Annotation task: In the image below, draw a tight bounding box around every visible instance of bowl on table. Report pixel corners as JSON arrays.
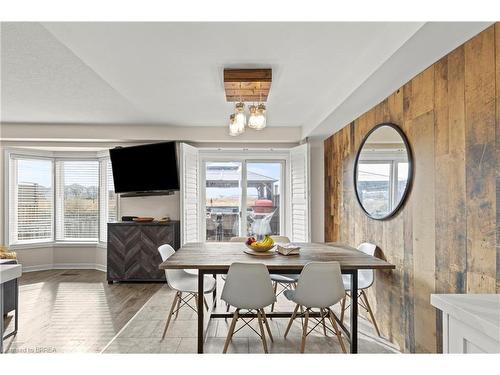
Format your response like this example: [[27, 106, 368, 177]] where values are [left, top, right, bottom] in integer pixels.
[[245, 243, 275, 253]]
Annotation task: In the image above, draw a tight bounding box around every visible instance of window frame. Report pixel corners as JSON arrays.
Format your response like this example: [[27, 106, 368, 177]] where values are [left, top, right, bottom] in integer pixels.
[[55, 157, 101, 243], [356, 157, 408, 214], [198, 149, 290, 241], [6, 152, 55, 246], [4, 148, 117, 248]]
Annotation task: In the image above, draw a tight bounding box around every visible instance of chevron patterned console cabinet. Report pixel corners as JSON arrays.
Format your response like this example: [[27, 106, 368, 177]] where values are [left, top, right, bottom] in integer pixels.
[[107, 221, 180, 283]]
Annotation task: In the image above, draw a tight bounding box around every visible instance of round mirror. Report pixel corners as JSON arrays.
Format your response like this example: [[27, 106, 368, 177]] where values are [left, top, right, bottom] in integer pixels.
[[354, 123, 412, 220]]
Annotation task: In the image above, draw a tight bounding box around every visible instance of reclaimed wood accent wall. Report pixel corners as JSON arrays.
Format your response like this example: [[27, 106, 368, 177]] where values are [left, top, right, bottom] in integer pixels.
[[324, 24, 500, 353]]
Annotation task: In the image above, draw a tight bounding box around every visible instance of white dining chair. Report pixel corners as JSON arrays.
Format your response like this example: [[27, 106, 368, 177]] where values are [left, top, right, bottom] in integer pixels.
[[226, 235, 296, 313], [221, 262, 276, 353], [221, 237, 250, 313], [283, 261, 347, 353], [339, 242, 380, 336], [268, 236, 300, 312], [270, 235, 291, 243], [158, 244, 216, 339]]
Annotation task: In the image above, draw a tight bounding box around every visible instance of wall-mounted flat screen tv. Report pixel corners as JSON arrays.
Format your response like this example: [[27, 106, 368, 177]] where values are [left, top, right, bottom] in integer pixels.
[[109, 141, 179, 196]]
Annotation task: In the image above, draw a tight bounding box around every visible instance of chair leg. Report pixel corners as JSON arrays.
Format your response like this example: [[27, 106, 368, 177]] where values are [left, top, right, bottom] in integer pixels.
[[328, 308, 346, 353], [361, 290, 381, 337], [256, 310, 269, 353], [340, 296, 346, 323], [271, 282, 278, 312], [175, 292, 182, 318], [203, 295, 209, 310], [223, 309, 239, 353], [162, 292, 179, 340], [300, 309, 309, 353], [260, 309, 274, 342], [320, 308, 327, 336], [224, 301, 231, 322], [194, 293, 199, 312], [284, 304, 300, 338]]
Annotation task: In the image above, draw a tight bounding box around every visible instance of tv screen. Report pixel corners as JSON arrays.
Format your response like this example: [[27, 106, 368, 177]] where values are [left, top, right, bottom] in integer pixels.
[[109, 141, 179, 194]]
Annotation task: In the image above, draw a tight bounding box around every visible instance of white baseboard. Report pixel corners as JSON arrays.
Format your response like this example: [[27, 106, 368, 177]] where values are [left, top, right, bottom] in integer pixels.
[[22, 264, 54, 272], [22, 263, 106, 273]]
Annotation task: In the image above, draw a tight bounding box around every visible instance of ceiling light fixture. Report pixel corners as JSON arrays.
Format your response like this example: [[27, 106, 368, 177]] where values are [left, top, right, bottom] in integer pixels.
[[223, 69, 272, 136]]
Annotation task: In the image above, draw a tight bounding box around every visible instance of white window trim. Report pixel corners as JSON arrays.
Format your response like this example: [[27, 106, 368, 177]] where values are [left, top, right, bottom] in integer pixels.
[[357, 158, 408, 213], [4, 148, 116, 249], [55, 158, 100, 242]]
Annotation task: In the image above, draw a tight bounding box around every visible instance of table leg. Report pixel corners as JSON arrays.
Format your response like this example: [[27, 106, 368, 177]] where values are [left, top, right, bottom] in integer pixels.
[[1, 284, 4, 354], [197, 270, 205, 354], [212, 273, 217, 308], [14, 279, 19, 334], [350, 270, 358, 354]]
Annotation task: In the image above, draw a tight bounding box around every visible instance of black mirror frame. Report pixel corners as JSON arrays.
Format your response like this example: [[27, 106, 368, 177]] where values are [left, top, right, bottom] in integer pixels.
[[353, 122, 413, 220]]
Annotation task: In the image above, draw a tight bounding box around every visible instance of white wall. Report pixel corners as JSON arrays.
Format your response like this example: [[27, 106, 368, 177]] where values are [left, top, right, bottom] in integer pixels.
[[0, 143, 4, 246], [13, 245, 106, 272], [119, 192, 180, 220], [2, 123, 302, 144], [309, 139, 324, 242]]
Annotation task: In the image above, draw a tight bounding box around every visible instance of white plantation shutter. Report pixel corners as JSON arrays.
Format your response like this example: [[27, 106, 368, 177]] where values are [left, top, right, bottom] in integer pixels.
[[289, 143, 310, 242], [99, 158, 117, 242], [106, 159, 117, 221], [180, 143, 200, 244], [9, 157, 54, 244], [56, 160, 99, 241]]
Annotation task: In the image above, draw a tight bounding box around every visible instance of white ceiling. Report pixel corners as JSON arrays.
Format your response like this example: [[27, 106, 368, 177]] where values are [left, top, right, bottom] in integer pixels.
[[0, 22, 491, 140]]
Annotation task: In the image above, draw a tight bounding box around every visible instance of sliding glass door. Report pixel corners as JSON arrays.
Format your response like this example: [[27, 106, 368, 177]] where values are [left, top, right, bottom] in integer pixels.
[[204, 160, 283, 242], [245, 162, 282, 238], [205, 162, 242, 241]]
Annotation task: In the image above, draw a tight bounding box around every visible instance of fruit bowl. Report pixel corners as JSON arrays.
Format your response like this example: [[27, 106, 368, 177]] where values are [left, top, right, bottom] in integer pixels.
[[245, 243, 275, 252], [245, 235, 275, 252]]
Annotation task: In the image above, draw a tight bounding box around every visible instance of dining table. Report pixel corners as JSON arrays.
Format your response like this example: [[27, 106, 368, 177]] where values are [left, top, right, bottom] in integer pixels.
[[159, 241, 395, 354]]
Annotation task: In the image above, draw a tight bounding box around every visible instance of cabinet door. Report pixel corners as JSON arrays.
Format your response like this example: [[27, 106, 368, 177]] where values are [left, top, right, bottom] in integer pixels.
[[122, 226, 148, 280], [140, 225, 173, 280], [108, 224, 139, 280], [448, 315, 499, 353]]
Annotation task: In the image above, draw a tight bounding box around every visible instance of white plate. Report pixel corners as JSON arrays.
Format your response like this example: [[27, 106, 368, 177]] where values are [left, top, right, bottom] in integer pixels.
[[243, 249, 276, 257]]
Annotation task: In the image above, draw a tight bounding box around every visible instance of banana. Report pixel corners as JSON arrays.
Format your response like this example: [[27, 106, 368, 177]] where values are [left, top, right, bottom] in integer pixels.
[[250, 235, 274, 249]]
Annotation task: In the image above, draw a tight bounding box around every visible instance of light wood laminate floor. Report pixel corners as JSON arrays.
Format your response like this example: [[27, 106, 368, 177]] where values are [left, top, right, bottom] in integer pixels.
[[3, 270, 399, 354], [2, 269, 162, 353]]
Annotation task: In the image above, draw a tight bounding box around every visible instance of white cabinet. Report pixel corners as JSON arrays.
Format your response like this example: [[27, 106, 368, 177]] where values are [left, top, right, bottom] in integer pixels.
[[1, 262, 22, 353], [431, 294, 500, 353]]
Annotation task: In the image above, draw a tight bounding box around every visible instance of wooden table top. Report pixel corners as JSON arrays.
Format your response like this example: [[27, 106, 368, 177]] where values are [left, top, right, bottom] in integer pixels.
[[159, 242, 395, 271]]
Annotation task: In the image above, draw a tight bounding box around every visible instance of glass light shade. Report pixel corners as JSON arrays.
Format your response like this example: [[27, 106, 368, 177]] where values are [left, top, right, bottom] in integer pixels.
[[234, 102, 246, 132], [228, 114, 240, 136], [252, 104, 266, 130], [235, 112, 246, 133], [247, 105, 259, 129]]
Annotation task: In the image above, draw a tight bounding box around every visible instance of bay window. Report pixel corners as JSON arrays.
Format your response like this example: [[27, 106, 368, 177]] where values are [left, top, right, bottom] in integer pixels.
[[7, 151, 117, 246]]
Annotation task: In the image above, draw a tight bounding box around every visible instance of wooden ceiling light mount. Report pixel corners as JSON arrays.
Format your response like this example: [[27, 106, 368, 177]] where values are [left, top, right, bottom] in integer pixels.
[[223, 68, 272, 102]]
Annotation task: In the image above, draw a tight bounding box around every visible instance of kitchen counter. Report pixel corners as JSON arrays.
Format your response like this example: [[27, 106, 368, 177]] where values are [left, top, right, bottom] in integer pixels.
[[431, 294, 500, 353], [0, 263, 22, 284], [1, 262, 22, 353]]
